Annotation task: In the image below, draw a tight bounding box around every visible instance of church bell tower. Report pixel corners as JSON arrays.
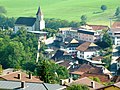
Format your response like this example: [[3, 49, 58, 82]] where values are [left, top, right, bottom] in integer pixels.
[[36, 6, 45, 30]]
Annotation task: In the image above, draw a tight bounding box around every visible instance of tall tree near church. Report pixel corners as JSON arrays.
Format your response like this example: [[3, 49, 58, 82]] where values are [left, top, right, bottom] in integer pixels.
[[80, 15, 87, 25]]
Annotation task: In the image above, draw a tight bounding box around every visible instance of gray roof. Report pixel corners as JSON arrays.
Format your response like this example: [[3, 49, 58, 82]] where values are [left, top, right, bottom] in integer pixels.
[[0, 81, 66, 90], [15, 17, 36, 26]]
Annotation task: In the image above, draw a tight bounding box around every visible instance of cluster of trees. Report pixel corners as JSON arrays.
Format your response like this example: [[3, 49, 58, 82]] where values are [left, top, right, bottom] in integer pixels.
[[67, 84, 89, 90], [36, 57, 69, 83], [0, 6, 15, 29], [89, 77, 101, 83], [0, 29, 69, 83], [43, 28, 58, 38], [95, 32, 113, 69], [0, 29, 38, 69], [102, 32, 113, 48], [0, 15, 15, 29], [45, 18, 81, 30], [80, 15, 87, 25], [114, 7, 120, 21]]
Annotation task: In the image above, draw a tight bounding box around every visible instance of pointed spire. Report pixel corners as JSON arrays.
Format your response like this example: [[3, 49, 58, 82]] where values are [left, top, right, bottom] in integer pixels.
[[36, 6, 43, 15]]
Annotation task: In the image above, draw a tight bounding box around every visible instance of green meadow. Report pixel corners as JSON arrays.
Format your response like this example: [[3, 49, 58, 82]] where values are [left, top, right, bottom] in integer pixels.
[[0, 0, 120, 25]]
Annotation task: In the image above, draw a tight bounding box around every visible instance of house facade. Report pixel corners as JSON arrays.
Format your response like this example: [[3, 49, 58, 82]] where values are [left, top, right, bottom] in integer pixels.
[[76, 42, 100, 59], [109, 28, 120, 45], [66, 39, 79, 55], [108, 22, 120, 45], [58, 25, 108, 43], [14, 7, 45, 33]]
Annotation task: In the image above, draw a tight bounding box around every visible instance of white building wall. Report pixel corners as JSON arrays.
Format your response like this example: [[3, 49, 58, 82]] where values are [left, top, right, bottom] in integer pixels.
[[77, 51, 84, 59], [40, 20, 45, 30], [77, 51, 97, 59], [14, 24, 35, 33], [84, 51, 97, 59], [78, 33, 95, 42], [117, 61, 120, 70], [67, 47, 77, 55], [114, 37, 120, 45]]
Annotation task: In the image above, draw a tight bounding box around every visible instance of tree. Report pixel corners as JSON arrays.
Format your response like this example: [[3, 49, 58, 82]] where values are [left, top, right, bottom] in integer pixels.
[[102, 33, 112, 47], [101, 5, 107, 12], [89, 77, 101, 83], [0, 65, 3, 75], [36, 59, 69, 83], [115, 7, 120, 16], [0, 29, 38, 69], [67, 84, 89, 90], [43, 28, 58, 38], [0, 15, 15, 29], [0, 6, 7, 14], [70, 21, 81, 27], [80, 15, 87, 25]]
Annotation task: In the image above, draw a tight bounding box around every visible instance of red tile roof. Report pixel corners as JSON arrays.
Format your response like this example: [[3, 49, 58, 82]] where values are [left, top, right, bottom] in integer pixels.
[[112, 22, 120, 28], [0, 71, 43, 83], [88, 25, 109, 31], [59, 60, 71, 68], [70, 64, 103, 75], [76, 42, 91, 51], [111, 76, 120, 83], [76, 42, 100, 52], [70, 77, 104, 89], [80, 73, 110, 82]]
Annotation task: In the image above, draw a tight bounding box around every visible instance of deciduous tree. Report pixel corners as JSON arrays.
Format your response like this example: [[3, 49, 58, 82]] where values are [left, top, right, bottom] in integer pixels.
[[67, 84, 89, 90], [101, 5, 107, 12]]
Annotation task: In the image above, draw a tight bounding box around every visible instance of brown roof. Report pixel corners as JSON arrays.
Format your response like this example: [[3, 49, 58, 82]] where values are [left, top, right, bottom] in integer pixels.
[[96, 85, 120, 90], [111, 28, 120, 33], [0, 71, 42, 83], [77, 64, 93, 72], [80, 73, 110, 82], [88, 25, 109, 31], [111, 76, 120, 83], [59, 60, 71, 68], [70, 77, 104, 90], [116, 57, 120, 61], [92, 56, 103, 61], [112, 22, 120, 28], [76, 42, 100, 52], [76, 42, 91, 51], [70, 64, 105, 76], [114, 81, 120, 88]]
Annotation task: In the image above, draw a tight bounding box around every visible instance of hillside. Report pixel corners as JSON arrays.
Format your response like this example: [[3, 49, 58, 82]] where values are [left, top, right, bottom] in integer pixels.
[[0, 0, 120, 25]]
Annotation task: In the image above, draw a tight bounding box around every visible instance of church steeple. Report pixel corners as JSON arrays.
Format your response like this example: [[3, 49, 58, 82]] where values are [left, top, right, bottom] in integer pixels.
[[35, 6, 45, 30], [36, 6, 43, 15]]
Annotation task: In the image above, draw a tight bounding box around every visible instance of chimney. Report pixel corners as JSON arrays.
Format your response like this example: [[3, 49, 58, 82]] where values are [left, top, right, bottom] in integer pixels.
[[91, 81, 95, 89], [21, 81, 25, 88], [29, 72, 32, 79], [68, 78, 73, 83], [60, 79, 64, 85], [18, 73, 21, 79]]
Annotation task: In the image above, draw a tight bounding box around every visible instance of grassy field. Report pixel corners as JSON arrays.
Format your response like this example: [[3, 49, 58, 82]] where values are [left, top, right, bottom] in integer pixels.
[[0, 0, 120, 25]]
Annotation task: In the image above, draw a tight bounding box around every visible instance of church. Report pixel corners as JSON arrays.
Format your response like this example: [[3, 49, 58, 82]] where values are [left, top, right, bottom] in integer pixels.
[[14, 7, 45, 33]]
